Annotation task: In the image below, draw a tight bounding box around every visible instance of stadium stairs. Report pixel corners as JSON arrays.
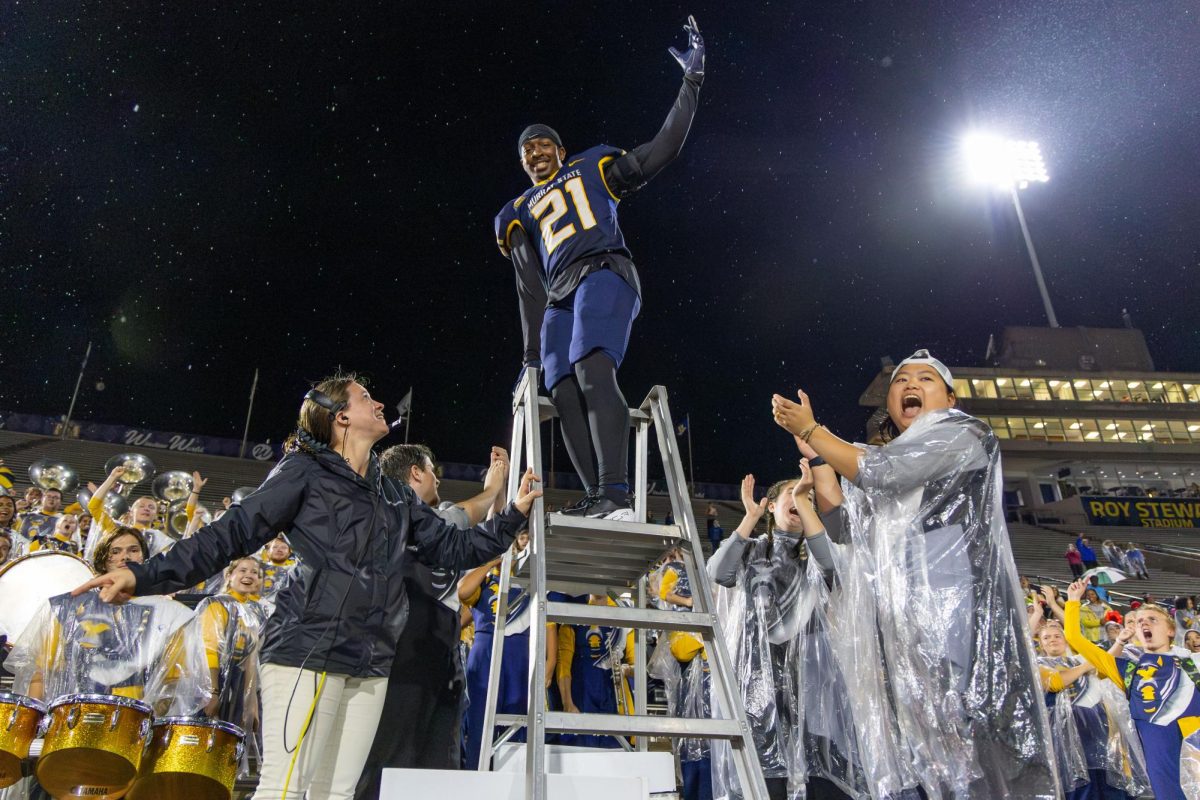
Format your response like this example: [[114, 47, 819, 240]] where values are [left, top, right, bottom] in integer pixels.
[[1007, 520, 1198, 605]]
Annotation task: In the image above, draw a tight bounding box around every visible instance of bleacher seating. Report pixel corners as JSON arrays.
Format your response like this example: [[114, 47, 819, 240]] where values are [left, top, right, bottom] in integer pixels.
[[1007, 521, 1198, 604], [0, 430, 271, 517]]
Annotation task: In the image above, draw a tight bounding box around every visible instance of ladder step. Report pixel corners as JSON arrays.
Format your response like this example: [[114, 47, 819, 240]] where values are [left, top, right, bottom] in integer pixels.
[[546, 601, 715, 632], [546, 513, 683, 543], [495, 712, 744, 739]]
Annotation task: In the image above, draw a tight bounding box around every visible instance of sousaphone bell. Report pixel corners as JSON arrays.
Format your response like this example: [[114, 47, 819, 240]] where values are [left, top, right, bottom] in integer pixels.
[[103, 453, 156, 497], [166, 500, 212, 540], [152, 471, 193, 504], [28, 460, 79, 494]]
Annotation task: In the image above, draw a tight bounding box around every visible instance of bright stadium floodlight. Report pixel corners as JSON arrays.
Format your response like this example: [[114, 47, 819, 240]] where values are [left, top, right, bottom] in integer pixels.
[[962, 131, 1058, 327]]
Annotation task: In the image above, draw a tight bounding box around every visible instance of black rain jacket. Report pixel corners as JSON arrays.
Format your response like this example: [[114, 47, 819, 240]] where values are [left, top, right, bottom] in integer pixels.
[[126, 446, 523, 677]]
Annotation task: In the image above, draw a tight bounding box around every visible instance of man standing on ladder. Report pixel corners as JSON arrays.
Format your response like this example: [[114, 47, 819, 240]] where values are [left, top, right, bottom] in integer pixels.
[[494, 15, 705, 519]]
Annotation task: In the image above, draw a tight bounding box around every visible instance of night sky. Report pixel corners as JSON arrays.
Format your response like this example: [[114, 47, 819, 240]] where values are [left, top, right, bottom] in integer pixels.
[[3, 2, 1198, 484]]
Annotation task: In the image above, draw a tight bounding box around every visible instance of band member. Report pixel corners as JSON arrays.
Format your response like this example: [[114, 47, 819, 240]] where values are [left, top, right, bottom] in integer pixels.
[[5, 527, 192, 703], [659, 546, 694, 611], [1064, 580, 1198, 800], [258, 534, 300, 601], [494, 16, 704, 518], [146, 556, 269, 775], [85, 465, 174, 558], [1036, 621, 1147, 800], [556, 594, 634, 748], [15, 488, 62, 541], [771, 349, 1057, 798], [73, 373, 542, 800], [0, 494, 23, 558], [28, 513, 81, 555], [648, 630, 712, 800], [458, 531, 558, 769]]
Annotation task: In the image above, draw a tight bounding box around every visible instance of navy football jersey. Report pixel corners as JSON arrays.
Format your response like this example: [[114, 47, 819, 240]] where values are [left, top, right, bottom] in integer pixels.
[[495, 145, 631, 284]]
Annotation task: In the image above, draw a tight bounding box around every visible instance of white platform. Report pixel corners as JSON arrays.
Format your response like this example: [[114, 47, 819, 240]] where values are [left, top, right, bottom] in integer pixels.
[[379, 768, 646, 799], [493, 743, 677, 794]]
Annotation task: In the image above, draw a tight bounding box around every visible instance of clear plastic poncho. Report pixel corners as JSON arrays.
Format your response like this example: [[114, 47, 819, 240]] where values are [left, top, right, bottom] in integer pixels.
[[647, 630, 712, 764], [1182, 727, 1200, 799], [1036, 656, 1092, 795], [142, 592, 268, 776], [798, 549, 912, 799], [4, 590, 194, 701], [709, 531, 809, 800], [837, 409, 1057, 799]]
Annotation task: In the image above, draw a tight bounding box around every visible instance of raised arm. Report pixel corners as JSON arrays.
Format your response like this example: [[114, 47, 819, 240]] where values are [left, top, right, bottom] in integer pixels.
[[88, 464, 127, 519], [1062, 580, 1124, 686], [410, 468, 540, 570], [707, 474, 767, 587], [454, 449, 508, 526], [601, 17, 704, 198], [795, 436, 843, 513]]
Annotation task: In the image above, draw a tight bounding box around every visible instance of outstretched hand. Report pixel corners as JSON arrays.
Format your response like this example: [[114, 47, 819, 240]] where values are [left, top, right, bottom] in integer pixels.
[[72, 568, 137, 604], [794, 459, 815, 496], [1066, 580, 1088, 602], [513, 467, 544, 517], [668, 15, 705, 79], [772, 389, 816, 436], [739, 474, 769, 530]]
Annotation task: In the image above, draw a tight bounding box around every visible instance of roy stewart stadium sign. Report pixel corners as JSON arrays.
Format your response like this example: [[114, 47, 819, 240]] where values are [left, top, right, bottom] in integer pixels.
[[1081, 495, 1200, 528]]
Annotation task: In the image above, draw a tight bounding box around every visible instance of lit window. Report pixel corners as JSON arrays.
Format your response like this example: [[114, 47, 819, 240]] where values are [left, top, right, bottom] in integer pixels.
[[1153, 382, 1164, 389], [1033, 422, 1045, 429], [1129, 381, 1141, 389], [1141, 423, 1154, 430], [1189, 424, 1200, 432], [1142, 432, 1154, 440], [1105, 423, 1118, 430], [1020, 379, 1031, 387], [1070, 422, 1082, 429], [1049, 380, 1060, 387], [1100, 381, 1111, 388], [1074, 380, 1088, 388], [996, 378, 1008, 386], [1086, 432, 1100, 440]]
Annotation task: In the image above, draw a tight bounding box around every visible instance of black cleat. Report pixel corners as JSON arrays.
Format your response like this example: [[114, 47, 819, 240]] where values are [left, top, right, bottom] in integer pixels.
[[559, 486, 601, 516], [585, 487, 635, 520]]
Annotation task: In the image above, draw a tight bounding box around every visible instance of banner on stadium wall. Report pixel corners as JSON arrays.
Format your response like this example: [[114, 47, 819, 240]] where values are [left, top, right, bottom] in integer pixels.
[[1080, 495, 1200, 528], [0, 410, 283, 461]]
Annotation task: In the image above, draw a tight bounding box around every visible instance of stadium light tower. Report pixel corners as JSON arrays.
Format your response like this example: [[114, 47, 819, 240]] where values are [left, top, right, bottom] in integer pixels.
[[962, 133, 1059, 328]]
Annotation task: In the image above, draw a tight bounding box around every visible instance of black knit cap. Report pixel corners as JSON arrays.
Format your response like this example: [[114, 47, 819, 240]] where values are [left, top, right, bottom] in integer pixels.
[[518, 124, 562, 153]]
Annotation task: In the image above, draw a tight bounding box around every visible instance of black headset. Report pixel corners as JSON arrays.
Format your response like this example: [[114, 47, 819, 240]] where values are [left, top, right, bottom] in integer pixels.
[[304, 388, 347, 417]]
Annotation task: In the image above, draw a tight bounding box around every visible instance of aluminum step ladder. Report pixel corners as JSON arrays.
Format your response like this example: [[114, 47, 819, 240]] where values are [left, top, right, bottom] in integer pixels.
[[475, 367, 769, 800]]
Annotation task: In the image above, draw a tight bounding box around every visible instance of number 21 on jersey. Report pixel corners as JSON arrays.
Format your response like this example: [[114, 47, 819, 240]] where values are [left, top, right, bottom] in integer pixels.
[[531, 177, 597, 254]]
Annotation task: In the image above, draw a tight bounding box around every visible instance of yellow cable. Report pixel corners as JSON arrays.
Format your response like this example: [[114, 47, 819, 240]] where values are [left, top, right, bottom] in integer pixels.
[[282, 671, 328, 800]]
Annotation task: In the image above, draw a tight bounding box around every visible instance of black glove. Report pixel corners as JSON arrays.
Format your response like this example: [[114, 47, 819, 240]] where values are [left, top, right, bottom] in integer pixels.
[[668, 15, 705, 81]]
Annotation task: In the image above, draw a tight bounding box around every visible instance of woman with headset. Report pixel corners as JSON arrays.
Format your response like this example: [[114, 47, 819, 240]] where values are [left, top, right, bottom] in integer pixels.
[[74, 373, 543, 800]]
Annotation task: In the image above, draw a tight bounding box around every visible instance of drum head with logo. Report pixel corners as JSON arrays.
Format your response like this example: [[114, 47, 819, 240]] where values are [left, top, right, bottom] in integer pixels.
[[0, 551, 96, 643]]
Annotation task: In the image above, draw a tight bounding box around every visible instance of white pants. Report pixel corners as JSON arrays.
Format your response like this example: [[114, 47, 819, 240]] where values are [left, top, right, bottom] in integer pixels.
[[251, 663, 389, 800]]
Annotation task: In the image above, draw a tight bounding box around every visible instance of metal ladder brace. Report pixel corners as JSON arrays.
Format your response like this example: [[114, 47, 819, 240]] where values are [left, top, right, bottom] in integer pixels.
[[476, 367, 768, 800]]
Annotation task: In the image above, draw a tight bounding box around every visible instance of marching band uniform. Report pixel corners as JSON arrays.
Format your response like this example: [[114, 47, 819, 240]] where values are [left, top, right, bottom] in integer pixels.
[[556, 597, 634, 748], [1064, 601, 1200, 800]]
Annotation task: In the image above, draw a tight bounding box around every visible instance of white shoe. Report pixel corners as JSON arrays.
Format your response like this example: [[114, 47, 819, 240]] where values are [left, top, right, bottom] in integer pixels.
[[604, 507, 638, 522]]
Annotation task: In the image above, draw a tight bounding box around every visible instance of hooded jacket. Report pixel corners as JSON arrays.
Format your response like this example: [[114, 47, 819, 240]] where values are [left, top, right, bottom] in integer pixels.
[[127, 446, 524, 677]]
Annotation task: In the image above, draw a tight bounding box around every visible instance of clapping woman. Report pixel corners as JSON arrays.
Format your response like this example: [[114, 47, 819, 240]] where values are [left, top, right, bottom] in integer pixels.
[[771, 349, 1055, 798]]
